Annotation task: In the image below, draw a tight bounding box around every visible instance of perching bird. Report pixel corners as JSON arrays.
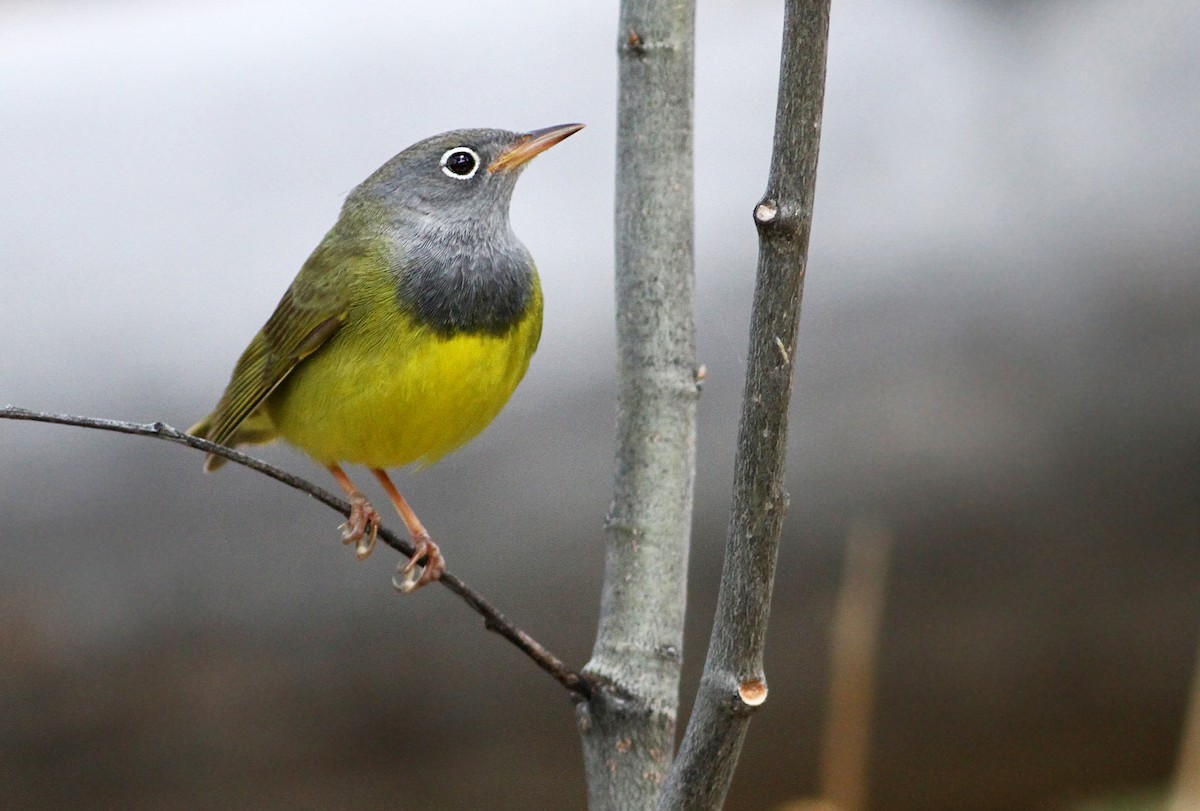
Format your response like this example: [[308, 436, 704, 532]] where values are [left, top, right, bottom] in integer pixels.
[[189, 123, 584, 592]]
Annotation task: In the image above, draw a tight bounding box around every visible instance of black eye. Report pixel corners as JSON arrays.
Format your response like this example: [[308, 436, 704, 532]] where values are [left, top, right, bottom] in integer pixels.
[[440, 147, 480, 179]]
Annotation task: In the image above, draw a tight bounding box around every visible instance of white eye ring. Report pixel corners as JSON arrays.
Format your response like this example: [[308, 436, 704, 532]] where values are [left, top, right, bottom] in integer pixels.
[[440, 146, 481, 180]]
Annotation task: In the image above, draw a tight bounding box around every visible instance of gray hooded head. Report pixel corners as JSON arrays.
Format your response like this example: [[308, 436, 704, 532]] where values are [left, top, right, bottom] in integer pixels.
[[340, 125, 582, 336]]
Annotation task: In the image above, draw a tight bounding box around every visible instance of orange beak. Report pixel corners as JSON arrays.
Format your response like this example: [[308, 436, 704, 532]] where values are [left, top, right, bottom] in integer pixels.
[[488, 122, 585, 173]]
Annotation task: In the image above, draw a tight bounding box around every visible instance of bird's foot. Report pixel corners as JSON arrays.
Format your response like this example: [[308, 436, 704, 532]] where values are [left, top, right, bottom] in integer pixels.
[[393, 534, 445, 594], [339, 492, 380, 560]]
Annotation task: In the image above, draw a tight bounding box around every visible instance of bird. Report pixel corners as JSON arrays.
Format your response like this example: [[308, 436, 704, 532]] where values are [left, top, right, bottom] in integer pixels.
[[189, 123, 584, 592]]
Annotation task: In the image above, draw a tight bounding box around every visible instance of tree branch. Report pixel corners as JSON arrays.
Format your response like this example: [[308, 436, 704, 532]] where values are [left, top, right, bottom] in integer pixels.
[[658, 1, 831, 808], [578, 0, 698, 807], [0, 405, 589, 698]]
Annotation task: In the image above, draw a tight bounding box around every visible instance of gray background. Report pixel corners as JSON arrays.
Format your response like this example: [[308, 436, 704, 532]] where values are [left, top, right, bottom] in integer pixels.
[[2, 1, 1198, 808]]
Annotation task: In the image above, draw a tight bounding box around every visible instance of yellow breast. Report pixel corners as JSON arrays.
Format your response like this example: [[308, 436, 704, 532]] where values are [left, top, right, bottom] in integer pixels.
[[265, 278, 542, 469]]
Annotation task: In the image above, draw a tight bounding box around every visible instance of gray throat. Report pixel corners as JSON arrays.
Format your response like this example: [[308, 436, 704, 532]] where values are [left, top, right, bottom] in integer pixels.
[[393, 220, 536, 337]]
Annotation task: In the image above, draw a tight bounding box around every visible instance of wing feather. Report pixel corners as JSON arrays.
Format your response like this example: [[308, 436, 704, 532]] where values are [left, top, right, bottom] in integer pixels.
[[189, 236, 372, 466]]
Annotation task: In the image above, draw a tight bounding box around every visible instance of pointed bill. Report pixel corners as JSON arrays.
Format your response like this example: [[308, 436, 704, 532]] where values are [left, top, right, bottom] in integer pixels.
[[488, 122, 585, 173]]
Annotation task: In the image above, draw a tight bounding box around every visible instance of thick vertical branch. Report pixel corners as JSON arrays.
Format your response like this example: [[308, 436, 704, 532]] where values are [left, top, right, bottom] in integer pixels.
[[578, 0, 697, 808], [658, 2, 830, 808]]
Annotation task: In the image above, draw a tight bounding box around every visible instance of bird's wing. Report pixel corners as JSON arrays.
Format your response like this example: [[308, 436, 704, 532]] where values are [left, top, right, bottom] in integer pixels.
[[190, 239, 366, 462]]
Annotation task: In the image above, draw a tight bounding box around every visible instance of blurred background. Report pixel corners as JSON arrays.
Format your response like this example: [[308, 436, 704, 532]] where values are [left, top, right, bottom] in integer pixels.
[[2, 0, 1198, 808]]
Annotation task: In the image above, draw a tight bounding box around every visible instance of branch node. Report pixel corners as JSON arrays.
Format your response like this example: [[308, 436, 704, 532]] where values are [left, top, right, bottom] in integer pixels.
[[754, 197, 806, 238], [737, 677, 769, 707], [625, 27, 646, 54], [618, 27, 679, 57], [602, 513, 641, 541], [655, 642, 681, 662], [753, 198, 779, 225]]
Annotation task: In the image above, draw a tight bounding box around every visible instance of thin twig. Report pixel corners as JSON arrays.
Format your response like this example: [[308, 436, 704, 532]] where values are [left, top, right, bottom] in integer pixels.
[[658, 1, 831, 807], [0, 405, 590, 697]]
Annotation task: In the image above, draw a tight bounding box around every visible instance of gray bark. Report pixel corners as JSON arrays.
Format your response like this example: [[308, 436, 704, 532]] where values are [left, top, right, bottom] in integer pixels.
[[577, 0, 697, 808], [658, 2, 831, 808]]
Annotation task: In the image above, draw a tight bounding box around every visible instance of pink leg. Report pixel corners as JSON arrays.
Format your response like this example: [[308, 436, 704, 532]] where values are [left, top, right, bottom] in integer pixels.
[[371, 468, 445, 593], [327, 464, 380, 560]]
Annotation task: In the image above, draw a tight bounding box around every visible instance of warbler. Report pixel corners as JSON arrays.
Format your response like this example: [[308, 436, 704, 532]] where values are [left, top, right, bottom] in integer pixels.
[[189, 123, 583, 591]]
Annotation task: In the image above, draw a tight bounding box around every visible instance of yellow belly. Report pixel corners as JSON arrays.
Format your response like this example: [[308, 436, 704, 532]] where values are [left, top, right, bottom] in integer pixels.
[[265, 286, 542, 469]]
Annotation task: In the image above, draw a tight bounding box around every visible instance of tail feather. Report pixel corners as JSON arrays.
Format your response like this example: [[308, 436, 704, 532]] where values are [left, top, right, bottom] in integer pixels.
[[186, 414, 229, 472]]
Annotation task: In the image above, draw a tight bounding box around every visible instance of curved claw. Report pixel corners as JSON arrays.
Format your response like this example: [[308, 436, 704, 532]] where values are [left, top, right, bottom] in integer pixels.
[[392, 535, 445, 594], [339, 492, 381, 560]]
